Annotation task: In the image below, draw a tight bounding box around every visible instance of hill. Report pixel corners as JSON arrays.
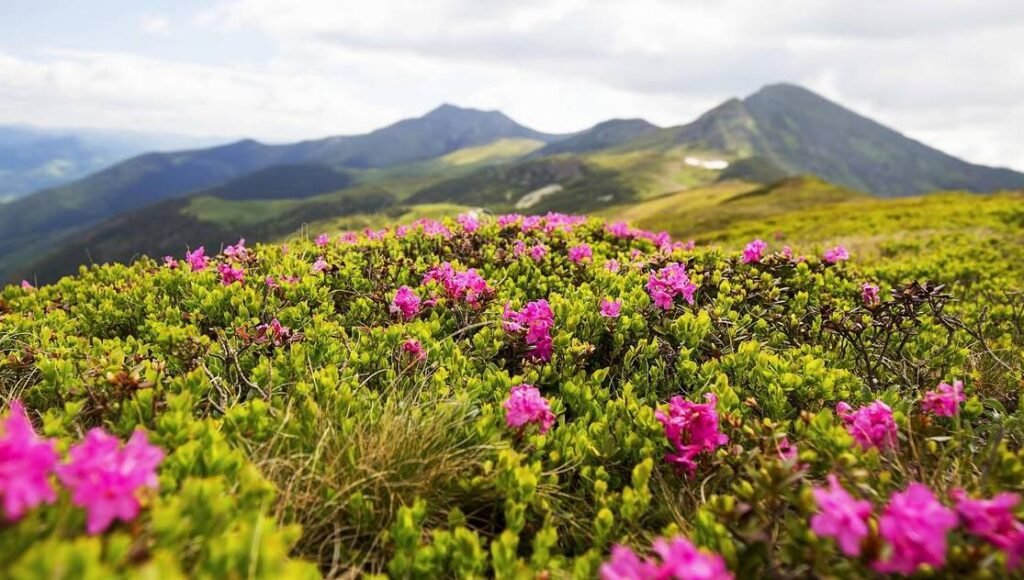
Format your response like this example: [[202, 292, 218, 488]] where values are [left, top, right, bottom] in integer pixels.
[[1, 202, 1022, 577], [529, 118, 659, 157]]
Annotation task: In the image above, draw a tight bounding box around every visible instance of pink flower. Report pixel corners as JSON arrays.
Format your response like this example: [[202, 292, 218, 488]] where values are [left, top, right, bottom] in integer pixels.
[[312, 257, 329, 273], [0, 401, 59, 521], [503, 384, 556, 434], [874, 483, 957, 574], [646, 262, 697, 310], [402, 338, 426, 362], [457, 212, 480, 233], [810, 474, 873, 556], [253, 319, 293, 346], [20, 279, 34, 290], [568, 243, 593, 264], [502, 300, 555, 361], [921, 380, 966, 417], [57, 429, 164, 535], [423, 262, 493, 306], [529, 244, 548, 262], [600, 545, 659, 579], [861, 283, 880, 306], [512, 240, 527, 257], [777, 436, 798, 463], [606, 221, 632, 239], [600, 537, 732, 580], [185, 246, 209, 271], [223, 238, 248, 260], [265, 276, 279, 288], [823, 245, 850, 264], [655, 393, 728, 476], [162, 256, 179, 269], [218, 263, 245, 285], [742, 239, 767, 264], [390, 286, 422, 320], [604, 259, 621, 273], [780, 245, 793, 259], [952, 489, 1024, 567], [315, 233, 329, 246], [600, 298, 622, 318], [836, 400, 898, 450]]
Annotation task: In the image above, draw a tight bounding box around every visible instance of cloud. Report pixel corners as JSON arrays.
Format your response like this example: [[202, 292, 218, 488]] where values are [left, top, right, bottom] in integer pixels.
[[0, 0, 1022, 169], [140, 14, 171, 36]]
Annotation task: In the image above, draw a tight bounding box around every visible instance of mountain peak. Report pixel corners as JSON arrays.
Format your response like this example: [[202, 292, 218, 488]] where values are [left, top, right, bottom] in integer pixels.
[[423, 103, 504, 121]]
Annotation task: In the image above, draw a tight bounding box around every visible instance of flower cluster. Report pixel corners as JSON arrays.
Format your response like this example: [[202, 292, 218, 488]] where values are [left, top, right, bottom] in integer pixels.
[[922, 380, 966, 417], [568, 243, 593, 264], [654, 393, 728, 476], [836, 400, 898, 450], [503, 384, 556, 434], [823, 245, 850, 264], [953, 489, 1024, 567], [422, 262, 493, 307], [742, 239, 768, 264], [646, 262, 697, 310], [185, 246, 209, 271], [811, 475, 873, 556], [601, 536, 732, 580], [218, 262, 245, 285], [401, 338, 426, 362], [599, 298, 622, 318], [503, 299, 555, 362], [1, 402, 163, 534], [390, 286, 423, 320]]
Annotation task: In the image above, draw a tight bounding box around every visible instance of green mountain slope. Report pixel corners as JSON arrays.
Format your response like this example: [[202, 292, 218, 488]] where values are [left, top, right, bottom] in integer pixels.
[[530, 119, 659, 157]]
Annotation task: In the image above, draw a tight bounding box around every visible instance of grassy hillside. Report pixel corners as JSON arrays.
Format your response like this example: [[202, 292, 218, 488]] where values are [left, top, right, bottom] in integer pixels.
[[1, 203, 1022, 577]]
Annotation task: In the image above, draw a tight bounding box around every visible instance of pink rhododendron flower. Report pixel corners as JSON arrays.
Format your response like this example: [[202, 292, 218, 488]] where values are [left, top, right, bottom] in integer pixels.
[[513, 240, 527, 257], [218, 263, 245, 285], [423, 262, 493, 306], [503, 299, 555, 361], [402, 338, 426, 362], [497, 213, 522, 228], [57, 429, 164, 535], [836, 400, 898, 450], [600, 298, 622, 318], [600, 537, 732, 580], [223, 238, 248, 260], [390, 286, 422, 320], [874, 483, 957, 574], [185, 246, 209, 271], [20, 279, 34, 290], [646, 262, 697, 310], [503, 384, 556, 434], [655, 393, 728, 476], [810, 474, 873, 556], [311, 257, 329, 273], [340, 231, 359, 244], [921, 380, 966, 417], [163, 256, 178, 269], [315, 233, 329, 246], [823, 245, 850, 264], [742, 239, 767, 264], [606, 221, 631, 238], [777, 436, 798, 463], [604, 259, 621, 273], [253, 319, 293, 346], [952, 489, 1024, 567], [568, 243, 593, 264], [861, 283, 880, 306], [0, 401, 59, 521], [457, 212, 480, 233], [529, 244, 548, 262], [265, 276, 279, 288], [780, 245, 793, 259]]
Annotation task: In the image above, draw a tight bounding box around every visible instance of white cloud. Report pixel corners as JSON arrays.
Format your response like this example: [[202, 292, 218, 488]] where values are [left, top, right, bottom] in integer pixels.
[[1, 0, 1022, 169], [140, 14, 171, 36]]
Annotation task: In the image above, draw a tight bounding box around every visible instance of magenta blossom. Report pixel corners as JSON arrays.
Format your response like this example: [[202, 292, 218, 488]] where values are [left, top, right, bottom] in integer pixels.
[[218, 263, 245, 285], [921, 380, 966, 417], [600, 298, 622, 318], [252, 319, 293, 346], [401, 338, 426, 362], [655, 393, 728, 476], [823, 245, 850, 264], [265, 276, 279, 288], [952, 489, 1024, 568], [836, 400, 898, 450], [742, 239, 767, 264], [600, 537, 732, 580], [0, 401, 59, 521], [568, 243, 593, 264], [811, 474, 873, 556], [604, 259, 621, 273], [529, 244, 548, 262], [57, 429, 164, 535], [390, 286, 422, 320], [874, 483, 957, 574], [503, 384, 556, 434], [162, 256, 179, 269], [777, 436, 798, 463], [423, 262, 493, 306], [606, 221, 632, 238], [646, 262, 697, 310], [503, 299, 555, 361], [185, 246, 209, 271], [223, 238, 248, 260], [315, 233, 329, 246], [457, 212, 480, 233], [20, 279, 34, 290], [861, 283, 880, 306], [311, 257, 329, 273]]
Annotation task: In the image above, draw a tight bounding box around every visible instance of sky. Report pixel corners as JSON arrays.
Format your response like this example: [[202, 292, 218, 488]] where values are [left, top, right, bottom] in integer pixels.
[[1, 0, 1022, 169]]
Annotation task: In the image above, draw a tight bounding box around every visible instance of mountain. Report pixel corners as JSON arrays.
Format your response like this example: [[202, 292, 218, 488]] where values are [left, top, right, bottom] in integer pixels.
[[0, 125, 222, 202], [0, 105, 563, 282], [652, 83, 1024, 197], [530, 119, 659, 157]]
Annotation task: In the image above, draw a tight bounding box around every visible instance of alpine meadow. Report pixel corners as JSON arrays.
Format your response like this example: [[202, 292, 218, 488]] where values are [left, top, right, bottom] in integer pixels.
[[2, 3, 1024, 579]]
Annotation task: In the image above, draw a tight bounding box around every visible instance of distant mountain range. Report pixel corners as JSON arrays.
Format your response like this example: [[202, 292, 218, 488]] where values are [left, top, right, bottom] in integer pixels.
[[4, 83, 1024, 284]]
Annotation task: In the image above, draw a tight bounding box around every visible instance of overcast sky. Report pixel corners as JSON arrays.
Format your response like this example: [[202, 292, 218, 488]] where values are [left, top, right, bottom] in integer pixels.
[[1, 0, 1022, 169]]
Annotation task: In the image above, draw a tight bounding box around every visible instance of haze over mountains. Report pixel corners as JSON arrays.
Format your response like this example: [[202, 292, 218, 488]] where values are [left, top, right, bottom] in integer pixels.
[[4, 83, 1024, 284]]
